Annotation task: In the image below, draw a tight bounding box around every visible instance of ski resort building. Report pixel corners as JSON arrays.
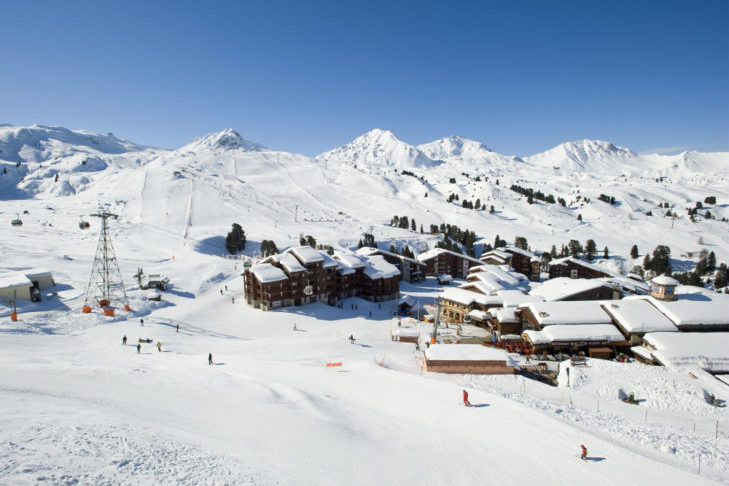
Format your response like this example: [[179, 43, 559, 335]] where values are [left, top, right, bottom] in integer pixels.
[[548, 257, 614, 280], [478, 249, 511, 267], [601, 299, 678, 344], [355, 247, 426, 282], [529, 277, 619, 302], [522, 324, 629, 357], [243, 247, 400, 310], [423, 344, 516, 374], [416, 248, 482, 279], [502, 246, 542, 281], [632, 332, 729, 372], [518, 301, 614, 331]]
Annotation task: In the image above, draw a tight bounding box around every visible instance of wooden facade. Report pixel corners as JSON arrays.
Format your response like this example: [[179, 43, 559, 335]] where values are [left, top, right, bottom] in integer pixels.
[[503, 247, 541, 281], [417, 249, 482, 279], [548, 258, 613, 280], [244, 248, 400, 310]]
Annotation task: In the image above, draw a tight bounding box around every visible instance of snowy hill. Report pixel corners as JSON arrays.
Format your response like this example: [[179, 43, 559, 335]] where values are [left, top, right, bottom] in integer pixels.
[[316, 128, 440, 169], [525, 139, 636, 172], [0, 124, 146, 163], [418, 135, 526, 174]]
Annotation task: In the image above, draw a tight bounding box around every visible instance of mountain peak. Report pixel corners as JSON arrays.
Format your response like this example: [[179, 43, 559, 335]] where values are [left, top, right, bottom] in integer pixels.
[[526, 139, 635, 170], [182, 129, 266, 152], [317, 128, 440, 169]]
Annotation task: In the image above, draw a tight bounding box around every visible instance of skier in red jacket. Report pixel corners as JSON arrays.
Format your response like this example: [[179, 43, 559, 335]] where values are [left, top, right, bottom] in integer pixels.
[[580, 444, 588, 460], [463, 389, 471, 407]]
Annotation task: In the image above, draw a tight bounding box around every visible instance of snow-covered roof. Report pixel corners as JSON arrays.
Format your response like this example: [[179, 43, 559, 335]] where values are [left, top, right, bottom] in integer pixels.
[[529, 277, 612, 301], [264, 252, 306, 273], [523, 324, 625, 345], [651, 275, 679, 286], [332, 251, 366, 275], [441, 287, 502, 306], [480, 249, 510, 260], [601, 300, 678, 334], [467, 309, 491, 321], [460, 281, 495, 295], [361, 255, 400, 280], [467, 265, 524, 288], [417, 248, 481, 265], [548, 257, 617, 277], [642, 332, 729, 372], [504, 245, 540, 261], [0, 271, 33, 289], [494, 307, 520, 323], [318, 250, 339, 268], [647, 293, 729, 328], [522, 301, 612, 326], [250, 263, 288, 283], [496, 289, 541, 307], [287, 246, 323, 264], [393, 327, 420, 338], [425, 344, 514, 363], [355, 246, 423, 265], [603, 276, 650, 294], [23, 267, 53, 279]]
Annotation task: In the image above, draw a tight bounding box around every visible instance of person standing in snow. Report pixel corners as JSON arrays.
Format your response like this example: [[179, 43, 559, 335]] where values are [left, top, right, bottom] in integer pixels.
[[140, 318, 144, 327], [176, 323, 179, 333], [122, 335, 127, 346], [580, 444, 588, 460], [136, 343, 141, 354], [349, 334, 355, 344], [208, 353, 213, 365], [463, 389, 471, 407], [157, 341, 162, 352], [293, 323, 297, 331]]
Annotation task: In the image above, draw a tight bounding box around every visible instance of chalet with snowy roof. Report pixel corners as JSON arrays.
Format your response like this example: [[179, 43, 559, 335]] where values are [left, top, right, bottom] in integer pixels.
[[522, 324, 629, 358], [439, 287, 502, 323], [424, 344, 516, 375], [479, 249, 512, 266], [488, 307, 522, 336], [644, 289, 729, 332], [392, 326, 420, 344], [355, 247, 426, 282], [518, 301, 613, 331], [548, 257, 614, 280], [529, 277, 618, 302], [416, 248, 482, 279], [244, 247, 400, 310], [601, 299, 678, 344], [631, 332, 729, 372], [465, 264, 530, 292], [503, 246, 542, 281]]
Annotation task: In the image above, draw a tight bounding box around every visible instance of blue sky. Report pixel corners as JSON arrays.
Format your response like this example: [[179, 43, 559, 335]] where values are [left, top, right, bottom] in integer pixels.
[[2, 0, 727, 156]]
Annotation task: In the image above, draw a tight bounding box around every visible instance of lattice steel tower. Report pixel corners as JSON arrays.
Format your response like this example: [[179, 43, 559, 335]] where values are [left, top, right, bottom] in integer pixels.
[[82, 210, 130, 313]]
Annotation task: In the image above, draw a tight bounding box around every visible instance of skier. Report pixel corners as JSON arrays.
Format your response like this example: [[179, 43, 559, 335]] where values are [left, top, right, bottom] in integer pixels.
[[463, 389, 471, 407], [225, 285, 228, 291], [157, 341, 162, 352], [136, 343, 141, 354], [208, 353, 213, 365], [349, 334, 355, 344], [122, 335, 127, 346], [293, 323, 297, 331], [140, 318, 144, 327], [220, 289, 223, 295], [232, 297, 235, 304], [580, 444, 588, 460], [176, 323, 179, 333]]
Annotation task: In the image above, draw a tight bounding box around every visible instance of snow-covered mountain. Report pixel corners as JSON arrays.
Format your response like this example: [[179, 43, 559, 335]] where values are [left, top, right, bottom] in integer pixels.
[[0, 124, 146, 163], [1, 123, 728, 268], [316, 128, 440, 170], [179, 128, 267, 153], [418, 135, 525, 172], [525, 139, 636, 172]]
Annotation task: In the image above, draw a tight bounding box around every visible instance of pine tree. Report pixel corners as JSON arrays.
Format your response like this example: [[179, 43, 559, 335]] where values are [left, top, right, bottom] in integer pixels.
[[630, 244, 639, 259], [490, 205, 495, 213], [225, 223, 246, 254], [577, 214, 583, 221], [603, 246, 609, 259], [585, 239, 597, 261], [411, 219, 416, 231], [514, 236, 528, 250]]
